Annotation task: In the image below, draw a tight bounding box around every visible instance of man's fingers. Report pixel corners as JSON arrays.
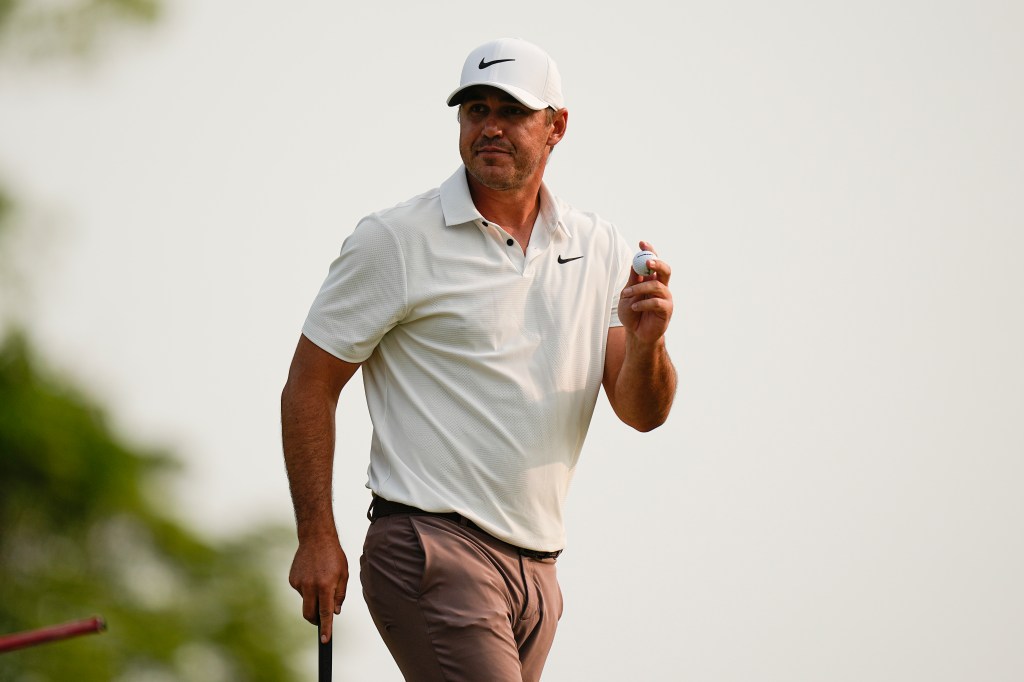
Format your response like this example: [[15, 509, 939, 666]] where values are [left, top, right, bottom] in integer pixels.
[[622, 278, 671, 302], [289, 540, 349, 643], [649, 257, 671, 284], [293, 574, 340, 629], [319, 569, 351, 641], [334, 586, 346, 615], [297, 586, 316, 625], [634, 241, 671, 286], [318, 603, 334, 644], [630, 296, 673, 315], [621, 241, 674, 339]]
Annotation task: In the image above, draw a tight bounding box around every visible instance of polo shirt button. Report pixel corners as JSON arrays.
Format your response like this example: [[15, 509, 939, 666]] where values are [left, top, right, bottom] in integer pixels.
[[506, 238, 514, 246], [482, 220, 489, 226]]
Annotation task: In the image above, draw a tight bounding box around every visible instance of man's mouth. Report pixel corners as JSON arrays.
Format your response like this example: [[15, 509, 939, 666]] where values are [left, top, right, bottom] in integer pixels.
[[476, 144, 512, 155]]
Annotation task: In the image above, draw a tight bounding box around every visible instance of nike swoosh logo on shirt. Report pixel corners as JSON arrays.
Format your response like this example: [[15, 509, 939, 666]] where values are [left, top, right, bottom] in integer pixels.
[[557, 255, 584, 264]]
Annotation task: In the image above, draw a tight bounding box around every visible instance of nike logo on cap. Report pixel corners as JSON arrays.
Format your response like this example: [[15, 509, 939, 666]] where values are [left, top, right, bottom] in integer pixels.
[[479, 57, 515, 69], [557, 255, 583, 264]]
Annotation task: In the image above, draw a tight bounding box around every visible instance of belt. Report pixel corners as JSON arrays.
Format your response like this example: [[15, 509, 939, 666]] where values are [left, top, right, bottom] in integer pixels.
[[368, 495, 562, 560]]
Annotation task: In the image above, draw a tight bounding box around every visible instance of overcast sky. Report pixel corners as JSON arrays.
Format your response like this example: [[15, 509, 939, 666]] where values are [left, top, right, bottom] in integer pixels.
[[2, 1, 1022, 680]]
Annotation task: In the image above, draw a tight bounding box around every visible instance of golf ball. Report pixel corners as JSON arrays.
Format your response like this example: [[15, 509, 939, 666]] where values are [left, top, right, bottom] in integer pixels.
[[632, 250, 657, 276]]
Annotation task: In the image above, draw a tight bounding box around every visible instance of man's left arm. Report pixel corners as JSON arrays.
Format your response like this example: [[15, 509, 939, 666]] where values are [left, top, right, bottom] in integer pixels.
[[603, 241, 677, 431]]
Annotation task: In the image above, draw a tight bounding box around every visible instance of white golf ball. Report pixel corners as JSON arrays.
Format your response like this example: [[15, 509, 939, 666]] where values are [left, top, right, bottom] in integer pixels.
[[632, 250, 657, 276]]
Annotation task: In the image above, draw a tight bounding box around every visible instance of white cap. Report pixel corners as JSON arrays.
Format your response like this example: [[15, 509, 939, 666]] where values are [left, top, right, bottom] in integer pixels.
[[446, 38, 564, 111]]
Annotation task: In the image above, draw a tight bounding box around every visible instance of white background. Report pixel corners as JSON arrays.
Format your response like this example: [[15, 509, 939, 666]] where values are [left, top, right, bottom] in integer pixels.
[[1, 1, 1022, 680]]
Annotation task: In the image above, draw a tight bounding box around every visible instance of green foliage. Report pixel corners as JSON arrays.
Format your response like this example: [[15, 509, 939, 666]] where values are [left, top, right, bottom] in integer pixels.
[[0, 334, 305, 681], [1, 3, 310, 678], [0, 187, 10, 224], [0, 0, 160, 61]]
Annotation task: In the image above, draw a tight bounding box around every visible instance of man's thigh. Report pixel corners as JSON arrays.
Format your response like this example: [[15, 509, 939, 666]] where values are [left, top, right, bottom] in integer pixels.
[[360, 515, 558, 682]]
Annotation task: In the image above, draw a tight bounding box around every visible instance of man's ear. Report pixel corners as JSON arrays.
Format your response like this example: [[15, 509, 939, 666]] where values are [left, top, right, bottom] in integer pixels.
[[548, 108, 569, 147]]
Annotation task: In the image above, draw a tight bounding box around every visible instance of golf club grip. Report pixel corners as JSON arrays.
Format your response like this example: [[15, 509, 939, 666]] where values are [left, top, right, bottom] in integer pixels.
[[318, 624, 331, 681], [0, 616, 106, 654]]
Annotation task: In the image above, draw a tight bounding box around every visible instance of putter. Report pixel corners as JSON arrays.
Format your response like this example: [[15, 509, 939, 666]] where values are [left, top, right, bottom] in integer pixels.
[[318, 622, 331, 682]]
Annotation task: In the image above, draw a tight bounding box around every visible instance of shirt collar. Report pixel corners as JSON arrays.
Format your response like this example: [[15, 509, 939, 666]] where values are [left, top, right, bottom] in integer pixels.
[[439, 166, 571, 240], [439, 166, 481, 227]]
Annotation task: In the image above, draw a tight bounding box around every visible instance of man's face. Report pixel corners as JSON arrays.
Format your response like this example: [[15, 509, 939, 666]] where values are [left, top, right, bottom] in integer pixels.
[[457, 86, 565, 192]]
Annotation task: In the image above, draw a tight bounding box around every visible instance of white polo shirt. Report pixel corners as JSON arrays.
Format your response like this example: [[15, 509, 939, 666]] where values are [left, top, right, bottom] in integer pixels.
[[303, 166, 632, 551]]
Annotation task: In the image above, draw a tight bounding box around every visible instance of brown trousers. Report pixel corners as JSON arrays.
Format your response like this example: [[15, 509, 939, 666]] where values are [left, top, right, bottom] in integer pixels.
[[360, 514, 562, 681]]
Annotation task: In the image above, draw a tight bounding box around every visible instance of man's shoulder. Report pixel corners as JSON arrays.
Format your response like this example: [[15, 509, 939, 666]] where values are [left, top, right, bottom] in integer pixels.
[[550, 192, 621, 238], [374, 185, 443, 223], [355, 184, 445, 242]]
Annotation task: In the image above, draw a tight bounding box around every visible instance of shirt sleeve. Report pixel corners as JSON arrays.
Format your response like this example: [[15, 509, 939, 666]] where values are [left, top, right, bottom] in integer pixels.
[[607, 228, 633, 329], [301, 215, 408, 363]]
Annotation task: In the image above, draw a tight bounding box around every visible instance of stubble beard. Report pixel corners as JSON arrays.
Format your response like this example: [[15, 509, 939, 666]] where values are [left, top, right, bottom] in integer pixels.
[[467, 163, 520, 191], [463, 145, 545, 192]]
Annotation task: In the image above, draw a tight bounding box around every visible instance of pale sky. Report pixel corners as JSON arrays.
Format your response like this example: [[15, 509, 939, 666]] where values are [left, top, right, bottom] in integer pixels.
[[2, 1, 1022, 680]]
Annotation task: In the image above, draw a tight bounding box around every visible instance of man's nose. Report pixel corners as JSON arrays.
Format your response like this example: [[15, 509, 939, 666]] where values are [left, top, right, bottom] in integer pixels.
[[482, 112, 503, 137]]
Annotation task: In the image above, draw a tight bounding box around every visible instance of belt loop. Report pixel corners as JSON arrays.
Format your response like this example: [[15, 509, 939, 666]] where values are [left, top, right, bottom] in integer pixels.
[[518, 552, 530, 617]]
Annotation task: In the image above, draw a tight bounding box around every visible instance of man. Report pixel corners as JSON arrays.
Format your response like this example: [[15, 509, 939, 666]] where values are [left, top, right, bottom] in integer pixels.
[[282, 37, 676, 681]]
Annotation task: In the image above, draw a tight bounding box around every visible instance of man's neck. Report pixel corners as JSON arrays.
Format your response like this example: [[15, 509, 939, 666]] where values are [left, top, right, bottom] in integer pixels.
[[466, 173, 544, 251]]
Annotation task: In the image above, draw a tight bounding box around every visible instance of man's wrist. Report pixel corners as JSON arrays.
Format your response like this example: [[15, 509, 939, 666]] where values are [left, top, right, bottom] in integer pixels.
[[624, 334, 667, 360], [296, 519, 340, 544]]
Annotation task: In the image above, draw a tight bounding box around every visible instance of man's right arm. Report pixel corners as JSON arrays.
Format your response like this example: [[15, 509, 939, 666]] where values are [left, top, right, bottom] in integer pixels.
[[281, 334, 362, 643]]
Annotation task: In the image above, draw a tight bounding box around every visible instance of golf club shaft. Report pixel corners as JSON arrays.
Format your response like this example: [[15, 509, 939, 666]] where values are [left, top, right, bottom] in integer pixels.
[[319, 623, 331, 681], [0, 616, 106, 654]]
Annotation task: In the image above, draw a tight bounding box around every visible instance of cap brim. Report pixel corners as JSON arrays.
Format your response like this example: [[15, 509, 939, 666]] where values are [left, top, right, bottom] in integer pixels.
[[446, 82, 549, 110]]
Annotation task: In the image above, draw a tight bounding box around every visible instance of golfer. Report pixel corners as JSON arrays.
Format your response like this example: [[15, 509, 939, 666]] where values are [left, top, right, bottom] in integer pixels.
[[282, 37, 677, 681]]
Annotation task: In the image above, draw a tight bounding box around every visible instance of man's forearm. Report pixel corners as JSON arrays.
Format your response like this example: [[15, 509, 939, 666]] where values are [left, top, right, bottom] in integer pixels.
[[280, 337, 358, 634], [613, 337, 677, 432], [281, 381, 340, 540]]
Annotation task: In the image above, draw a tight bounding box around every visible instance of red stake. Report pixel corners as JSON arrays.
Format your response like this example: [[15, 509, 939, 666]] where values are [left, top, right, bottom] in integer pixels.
[[0, 616, 107, 654]]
